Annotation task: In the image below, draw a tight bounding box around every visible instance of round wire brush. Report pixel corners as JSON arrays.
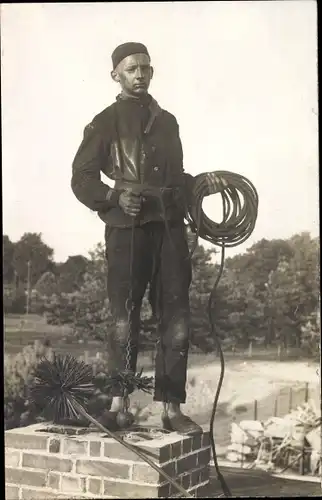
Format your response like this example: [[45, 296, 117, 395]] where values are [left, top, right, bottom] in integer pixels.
[[30, 354, 193, 498], [103, 368, 154, 395], [31, 354, 94, 423]]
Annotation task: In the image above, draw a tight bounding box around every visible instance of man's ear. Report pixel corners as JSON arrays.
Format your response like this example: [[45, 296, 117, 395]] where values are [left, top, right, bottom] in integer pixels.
[[150, 66, 154, 80], [111, 70, 120, 83]]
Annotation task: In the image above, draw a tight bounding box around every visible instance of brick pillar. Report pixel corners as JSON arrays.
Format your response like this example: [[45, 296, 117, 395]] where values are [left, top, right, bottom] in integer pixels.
[[5, 423, 211, 499]]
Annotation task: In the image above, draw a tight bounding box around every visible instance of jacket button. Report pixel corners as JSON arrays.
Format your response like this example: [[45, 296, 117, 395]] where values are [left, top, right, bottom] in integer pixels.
[[151, 145, 156, 152], [153, 166, 159, 171]]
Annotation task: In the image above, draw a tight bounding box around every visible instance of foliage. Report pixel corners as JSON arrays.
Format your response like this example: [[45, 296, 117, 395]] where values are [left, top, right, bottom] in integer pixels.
[[3, 235, 15, 283], [12, 232, 55, 287], [34, 271, 58, 297], [4, 284, 28, 315], [5, 230, 320, 359], [188, 232, 218, 351], [56, 255, 89, 293], [4, 341, 54, 430]]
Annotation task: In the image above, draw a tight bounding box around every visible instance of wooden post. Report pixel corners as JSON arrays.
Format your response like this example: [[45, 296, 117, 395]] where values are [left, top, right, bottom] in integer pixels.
[[26, 260, 31, 316], [288, 387, 293, 412], [84, 350, 89, 364], [248, 342, 253, 358], [274, 396, 278, 417], [254, 399, 258, 421], [304, 382, 309, 403], [277, 344, 281, 361]]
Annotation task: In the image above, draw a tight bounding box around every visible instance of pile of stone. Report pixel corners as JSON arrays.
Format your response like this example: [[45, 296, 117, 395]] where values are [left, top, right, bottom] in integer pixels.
[[226, 401, 321, 476], [226, 420, 264, 465], [255, 400, 321, 476]]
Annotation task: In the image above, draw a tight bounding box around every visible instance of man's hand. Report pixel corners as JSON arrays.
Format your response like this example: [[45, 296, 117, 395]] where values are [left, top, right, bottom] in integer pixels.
[[118, 189, 142, 217]]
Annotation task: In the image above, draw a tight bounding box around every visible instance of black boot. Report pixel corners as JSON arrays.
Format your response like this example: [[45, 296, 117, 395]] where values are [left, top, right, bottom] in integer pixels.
[[162, 412, 203, 435]]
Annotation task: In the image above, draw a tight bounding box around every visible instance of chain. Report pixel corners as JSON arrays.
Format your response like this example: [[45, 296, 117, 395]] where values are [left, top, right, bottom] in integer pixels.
[[124, 219, 136, 390]]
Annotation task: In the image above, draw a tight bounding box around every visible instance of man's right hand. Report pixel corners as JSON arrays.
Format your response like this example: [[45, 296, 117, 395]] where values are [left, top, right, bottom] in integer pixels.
[[118, 189, 142, 217]]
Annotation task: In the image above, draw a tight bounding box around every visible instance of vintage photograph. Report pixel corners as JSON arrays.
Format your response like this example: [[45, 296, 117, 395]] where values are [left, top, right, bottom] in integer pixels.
[[2, 1, 320, 498]]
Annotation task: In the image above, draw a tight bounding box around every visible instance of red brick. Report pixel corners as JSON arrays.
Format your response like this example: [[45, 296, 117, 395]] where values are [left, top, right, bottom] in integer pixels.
[[63, 438, 88, 455], [6, 467, 47, 487], [202, 431, 210, 448], [80, 476, 87, 493], [89, 441, 101, 457], [180, 473, 191, 489], [132, 461, 176, 484], [176, 453, 198, 475], [88, 477, 101, 495], [190, 469, 201, 487], [5, 432, 48, 451], [5, 485, 19, 500], [49, 438, 61, 453], [182, 437, 192, 455], [170, 441, 182, 459], [61, 474, 82, 493], [191, 434, 202, 451], [199, 466, 210, 483], [5, 449, 21, 467], [197, 448, 210, 467], [104, 479, 166, 498], [169, 478, 191, 498], [48, 471, 60, 490], [104, 439, 170, 464], [76, 459, 130, 479], [21, 488, 59, 499], [104, 441, 143, 462], [194, 482, 211, 497], [158, 483, 170, 498], [22, 453, 73, 473], [139, 443, 171, 464]]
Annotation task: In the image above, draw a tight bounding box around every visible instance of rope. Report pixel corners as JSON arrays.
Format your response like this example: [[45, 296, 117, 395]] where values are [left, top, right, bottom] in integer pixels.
[[187, 170, 259, 498]]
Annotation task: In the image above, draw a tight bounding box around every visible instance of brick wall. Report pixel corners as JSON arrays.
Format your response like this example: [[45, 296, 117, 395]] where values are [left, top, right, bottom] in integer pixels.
[[5, 423, 211, 499]]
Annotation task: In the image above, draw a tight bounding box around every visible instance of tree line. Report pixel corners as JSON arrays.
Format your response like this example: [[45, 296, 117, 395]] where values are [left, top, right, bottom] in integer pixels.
[[3, 230, 320, 357]]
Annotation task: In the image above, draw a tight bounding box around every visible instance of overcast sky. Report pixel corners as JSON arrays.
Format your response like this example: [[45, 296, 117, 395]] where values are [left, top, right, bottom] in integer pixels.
[[1, 1, 319, 263]]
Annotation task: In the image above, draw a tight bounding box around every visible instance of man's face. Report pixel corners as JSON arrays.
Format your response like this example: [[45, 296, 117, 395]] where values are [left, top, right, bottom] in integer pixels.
[[112, 53, 153, 97]]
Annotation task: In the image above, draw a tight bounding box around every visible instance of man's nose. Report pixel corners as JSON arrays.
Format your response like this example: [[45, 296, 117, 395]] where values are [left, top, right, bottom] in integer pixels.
[[136, 67, 143, 78]]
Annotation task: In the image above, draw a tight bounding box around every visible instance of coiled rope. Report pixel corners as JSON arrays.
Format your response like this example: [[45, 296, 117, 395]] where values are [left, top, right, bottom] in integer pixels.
[[187, 170, 259, 497]]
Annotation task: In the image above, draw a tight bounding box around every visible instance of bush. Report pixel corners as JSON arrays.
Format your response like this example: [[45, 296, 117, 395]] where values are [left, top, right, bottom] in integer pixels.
[[4, 286, 27, 315], [4, 341, 54, 430]]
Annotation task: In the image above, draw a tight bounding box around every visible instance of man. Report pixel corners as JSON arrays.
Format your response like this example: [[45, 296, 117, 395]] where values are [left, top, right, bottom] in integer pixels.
[[72, 42, 224, 434]]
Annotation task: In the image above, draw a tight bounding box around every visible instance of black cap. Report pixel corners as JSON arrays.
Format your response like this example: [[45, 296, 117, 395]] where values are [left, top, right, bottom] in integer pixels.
[[112, 42, 150, 69]]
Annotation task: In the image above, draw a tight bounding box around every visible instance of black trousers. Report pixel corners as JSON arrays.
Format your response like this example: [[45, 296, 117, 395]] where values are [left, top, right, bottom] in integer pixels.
[[105, 221, 192, 403]]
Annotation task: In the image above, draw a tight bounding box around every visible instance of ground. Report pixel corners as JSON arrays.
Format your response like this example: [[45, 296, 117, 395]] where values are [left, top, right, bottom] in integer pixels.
[[209, 466, 321, 497]]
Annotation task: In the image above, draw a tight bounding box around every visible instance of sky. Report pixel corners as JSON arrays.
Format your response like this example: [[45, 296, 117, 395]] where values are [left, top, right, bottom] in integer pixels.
[[1, 1, 319, 264]]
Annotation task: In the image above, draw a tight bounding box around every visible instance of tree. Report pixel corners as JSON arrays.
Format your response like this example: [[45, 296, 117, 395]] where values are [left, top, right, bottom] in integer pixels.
[[56, 255, 89, 293], [262, 232, 319, 349], [3, 235, 15, 284], [188, 229, 219, 351], [34, 271, 58, 297], [12, 233, 55, 288], [214, 267, 265, 348], [226, 238, 294, 292]]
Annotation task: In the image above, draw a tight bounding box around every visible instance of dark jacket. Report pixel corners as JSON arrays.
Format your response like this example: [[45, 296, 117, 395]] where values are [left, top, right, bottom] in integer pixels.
[[71, 94, 193, 227]]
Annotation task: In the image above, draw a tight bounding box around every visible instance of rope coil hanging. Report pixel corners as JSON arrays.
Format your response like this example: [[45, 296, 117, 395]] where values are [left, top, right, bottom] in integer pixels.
[[187, 170, 259, 251], [186, 170, 259, 498]]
